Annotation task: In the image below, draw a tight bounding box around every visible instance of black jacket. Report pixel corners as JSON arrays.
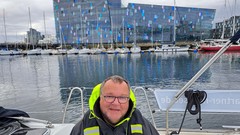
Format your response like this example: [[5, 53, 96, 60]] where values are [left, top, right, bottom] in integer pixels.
[[70, 84, 159, 135], [71, 108, 159, 135]]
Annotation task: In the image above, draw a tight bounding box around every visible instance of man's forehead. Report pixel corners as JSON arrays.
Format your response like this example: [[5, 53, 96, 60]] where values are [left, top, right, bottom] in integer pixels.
[[104, 79, 127, 86]]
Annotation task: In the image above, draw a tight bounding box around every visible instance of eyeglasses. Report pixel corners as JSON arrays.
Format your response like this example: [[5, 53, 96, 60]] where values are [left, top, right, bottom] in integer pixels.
[[102, 95, 129, 104]]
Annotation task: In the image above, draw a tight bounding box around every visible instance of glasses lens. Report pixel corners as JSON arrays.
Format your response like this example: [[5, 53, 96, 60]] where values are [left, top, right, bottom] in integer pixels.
[[104, 96, 115, 103], [118, 97, 129, 103], [103, 96, 129, 104]]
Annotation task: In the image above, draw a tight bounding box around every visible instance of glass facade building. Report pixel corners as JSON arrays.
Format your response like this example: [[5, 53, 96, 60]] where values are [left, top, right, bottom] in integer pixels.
[[53, 0, 216, 46]]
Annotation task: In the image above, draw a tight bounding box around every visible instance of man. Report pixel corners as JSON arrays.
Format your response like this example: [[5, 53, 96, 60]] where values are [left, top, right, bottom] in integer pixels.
[[70, 75, 159, 135]]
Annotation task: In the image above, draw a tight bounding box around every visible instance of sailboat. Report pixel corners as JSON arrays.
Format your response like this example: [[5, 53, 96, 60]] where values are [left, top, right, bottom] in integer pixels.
[[78, 5, 90, 55], [106, 16, 118, 54], [26, 7, 41, 55], [53, 12, 67, 55], [130, 19, 141, 53], [147, 24, 156, 52], [0, 9, 22, 55], [41, 11, 53, 55], [155, 0, 189, 52], [78, 23, 91, 55], [0, 9, 10, 55], [118, 17, 130, 54], [57, 29, 67, 55], [106, 16, 115, 54], [90, 9, 105, 55]]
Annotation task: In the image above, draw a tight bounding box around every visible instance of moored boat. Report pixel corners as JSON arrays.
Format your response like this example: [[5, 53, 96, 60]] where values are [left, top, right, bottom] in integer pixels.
[[155, 45, 189, 52], [67, 48, 79, 55], [200, 44, 240, 51], [198, 39, 240, 51], [79, 47, 90, 54], [41, 49, 53, 55], [130, 44, 141, 53]]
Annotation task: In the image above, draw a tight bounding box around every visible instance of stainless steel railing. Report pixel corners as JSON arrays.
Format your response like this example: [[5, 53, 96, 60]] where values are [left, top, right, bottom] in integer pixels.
[[62, 87, 85, 123], [131, 86, 156, 128]]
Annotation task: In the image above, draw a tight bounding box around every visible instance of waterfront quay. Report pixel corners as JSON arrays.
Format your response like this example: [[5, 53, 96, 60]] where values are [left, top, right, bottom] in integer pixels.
[[0, 41, 195, 51]]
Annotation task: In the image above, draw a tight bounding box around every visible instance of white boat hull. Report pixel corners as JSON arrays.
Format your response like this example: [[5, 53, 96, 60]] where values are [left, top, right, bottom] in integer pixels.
[[130, 46, 141, 53], [79, 48, 90, 54], [27, 49, 41, 55], [67, 48, 79, 55], [0, 50, 12, 55], [155, 45, 189, 52], [21, 121, 74, 135], [41, 49, 52, 55]]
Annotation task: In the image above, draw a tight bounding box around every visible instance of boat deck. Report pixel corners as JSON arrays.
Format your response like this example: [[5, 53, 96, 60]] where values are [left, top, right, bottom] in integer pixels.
[[157, 128, 240, 135]]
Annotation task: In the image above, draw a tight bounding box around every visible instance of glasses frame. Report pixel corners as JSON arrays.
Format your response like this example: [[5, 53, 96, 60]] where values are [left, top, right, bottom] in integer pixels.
[[101, 95, 130, 104]]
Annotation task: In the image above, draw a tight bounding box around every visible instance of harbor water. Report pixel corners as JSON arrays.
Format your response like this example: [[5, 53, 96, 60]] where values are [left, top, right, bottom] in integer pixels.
[[1, 52, 240, 129]]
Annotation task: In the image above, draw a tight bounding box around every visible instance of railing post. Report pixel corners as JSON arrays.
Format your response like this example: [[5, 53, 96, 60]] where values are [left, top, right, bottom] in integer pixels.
[[132, 86, 156, 128], [62, 87, 84, 123]]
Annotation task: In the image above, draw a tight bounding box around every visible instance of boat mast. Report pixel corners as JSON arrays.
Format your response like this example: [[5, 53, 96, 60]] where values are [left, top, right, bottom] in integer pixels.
[[58, 12, 63, 47], [3, 9, 8, 49], [28, 7, 33, 49], [151, 23, 153, 48], [232, 0, 236, 36], [115, 25, 118, 47], [134, 19, 136, 46], [161, 25, 164, 44], [80, 5, 84, 47], [122, 17, 125, 46], [43, 12, 47, 38], [110, 16, 113, 47], [43, 11, 48, 49], [173, 0, 176, 46], [96, 8, 99, 47], [92, 24, 94, 47], [221, 21, 225, 39], [100, 27, 103, 48], [221, 0, 227, 39]]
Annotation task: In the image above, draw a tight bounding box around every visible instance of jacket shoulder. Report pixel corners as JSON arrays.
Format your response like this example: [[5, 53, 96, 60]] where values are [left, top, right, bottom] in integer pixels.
[[130, 109, 160, 135], [70, 110, 99, 135]]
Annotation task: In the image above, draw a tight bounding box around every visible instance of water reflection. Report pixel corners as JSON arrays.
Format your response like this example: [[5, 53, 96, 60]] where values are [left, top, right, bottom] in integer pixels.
[[197, 52, 240, 89], [55, 52, 229, 90], [1, 52, 240, 125]]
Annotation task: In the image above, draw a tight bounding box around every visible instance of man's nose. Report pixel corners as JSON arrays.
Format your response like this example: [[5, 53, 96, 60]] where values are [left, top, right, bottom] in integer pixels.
[[112, 97, 120, 104]]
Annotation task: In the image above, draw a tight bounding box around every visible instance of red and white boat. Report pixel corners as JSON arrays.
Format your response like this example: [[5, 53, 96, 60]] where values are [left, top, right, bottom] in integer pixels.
[[199, 39, 240, 51]]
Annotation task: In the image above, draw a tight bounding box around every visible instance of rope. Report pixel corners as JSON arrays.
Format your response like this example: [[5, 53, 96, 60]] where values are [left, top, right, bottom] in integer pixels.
[[170, 90, 207, 135], [0, 121, 21, 135], [185, 90, 207, 129]]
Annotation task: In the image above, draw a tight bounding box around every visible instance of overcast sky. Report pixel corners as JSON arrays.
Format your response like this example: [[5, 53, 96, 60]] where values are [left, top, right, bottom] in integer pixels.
[[0, 0, 239, 43]]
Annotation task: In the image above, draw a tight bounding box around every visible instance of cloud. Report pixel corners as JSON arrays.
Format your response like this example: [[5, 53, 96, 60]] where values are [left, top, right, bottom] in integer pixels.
[[0, 0, 55, 43]]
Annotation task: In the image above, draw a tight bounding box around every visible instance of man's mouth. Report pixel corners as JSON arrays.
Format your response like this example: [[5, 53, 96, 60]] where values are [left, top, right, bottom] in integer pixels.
[[109, 108, 120, 111]]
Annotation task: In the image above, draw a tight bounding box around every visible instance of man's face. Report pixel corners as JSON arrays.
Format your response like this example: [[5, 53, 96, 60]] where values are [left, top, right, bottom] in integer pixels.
[[100, 80, 130, 125]]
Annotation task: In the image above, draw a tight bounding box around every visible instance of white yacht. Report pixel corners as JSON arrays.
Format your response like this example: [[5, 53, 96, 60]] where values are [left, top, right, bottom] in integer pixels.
[[51, 49, 60, 55], [0, 49, 12, 55], [155, 45, 189, 52], [118, 47, 130, 54], [67, 48, 79, 55], [79, 47, 90, 54], [90, 47, 103, 55], [130, 44, 141, 53], [26, 48, 41, 55], [58, 49, 67, 55], [106, 46, 118, 54], [41, 49, 53, 55]]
